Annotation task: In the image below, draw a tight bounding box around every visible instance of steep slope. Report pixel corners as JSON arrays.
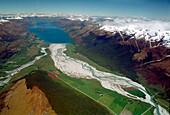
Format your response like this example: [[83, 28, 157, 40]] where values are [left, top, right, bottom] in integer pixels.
[[0, 79, 56, 115]]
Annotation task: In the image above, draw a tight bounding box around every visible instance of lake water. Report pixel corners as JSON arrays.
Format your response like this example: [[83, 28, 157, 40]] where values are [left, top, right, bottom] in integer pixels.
[[29, 22, 72, 44]]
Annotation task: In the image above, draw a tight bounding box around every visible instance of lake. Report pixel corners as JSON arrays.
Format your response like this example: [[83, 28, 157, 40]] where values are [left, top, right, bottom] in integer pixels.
[[29, 22, 72, 44]]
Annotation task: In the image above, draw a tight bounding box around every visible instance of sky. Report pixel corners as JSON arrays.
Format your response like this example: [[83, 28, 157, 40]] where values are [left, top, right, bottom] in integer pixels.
[[0, 0, 170, 19]]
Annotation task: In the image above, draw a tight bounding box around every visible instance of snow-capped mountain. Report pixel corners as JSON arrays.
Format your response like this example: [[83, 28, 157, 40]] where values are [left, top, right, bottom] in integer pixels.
[[67, 15, 90, 21], [6, 17, 23, 20], [0, 19, 9, 24], [67, 15, 170, 47], [100, 18, 170, 47]]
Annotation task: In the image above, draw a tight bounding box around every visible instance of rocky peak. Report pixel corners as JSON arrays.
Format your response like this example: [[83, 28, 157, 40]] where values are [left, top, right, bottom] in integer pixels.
[[0, 79, 56, 115]]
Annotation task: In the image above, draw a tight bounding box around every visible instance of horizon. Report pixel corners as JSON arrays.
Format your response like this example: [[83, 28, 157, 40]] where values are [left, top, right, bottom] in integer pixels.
[[0, 13, 170, 21], [0, 0, 170, 20]]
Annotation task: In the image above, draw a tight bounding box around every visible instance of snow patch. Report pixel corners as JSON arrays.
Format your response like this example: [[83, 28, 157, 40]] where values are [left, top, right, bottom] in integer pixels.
[[100, 19, 170, 47], [0, 19, 9, 24], [67, 15, 89, 21], [6, 17, 23, 20]]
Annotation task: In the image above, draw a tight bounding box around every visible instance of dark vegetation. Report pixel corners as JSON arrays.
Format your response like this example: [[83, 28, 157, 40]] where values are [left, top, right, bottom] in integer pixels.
[[124, 89, 146, 99], [24, 70, 112, 115]]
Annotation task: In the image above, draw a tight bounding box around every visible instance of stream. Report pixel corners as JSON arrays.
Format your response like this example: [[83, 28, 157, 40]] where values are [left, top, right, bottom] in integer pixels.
[[0, 47, 47, 87], [50, 44, 169, 115]]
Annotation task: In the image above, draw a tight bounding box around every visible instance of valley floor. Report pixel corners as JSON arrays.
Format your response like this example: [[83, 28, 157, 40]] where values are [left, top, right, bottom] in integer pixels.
[[49, 44, 169, 115], [1, 43, 169, 115]]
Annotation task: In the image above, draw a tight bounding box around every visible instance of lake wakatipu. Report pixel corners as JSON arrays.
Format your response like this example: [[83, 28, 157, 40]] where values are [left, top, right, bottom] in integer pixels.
[[29, 22, 72, 44]]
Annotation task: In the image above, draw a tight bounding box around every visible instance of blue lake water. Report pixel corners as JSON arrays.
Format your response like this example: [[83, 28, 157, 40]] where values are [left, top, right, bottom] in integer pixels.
[[29, 22, 72, 44]]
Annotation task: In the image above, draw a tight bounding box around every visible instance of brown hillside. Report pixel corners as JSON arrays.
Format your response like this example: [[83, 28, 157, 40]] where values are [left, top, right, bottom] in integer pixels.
[[0, 79, 56, 115]]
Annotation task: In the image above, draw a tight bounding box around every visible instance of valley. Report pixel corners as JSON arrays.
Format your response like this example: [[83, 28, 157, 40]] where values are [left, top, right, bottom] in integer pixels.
[[0, 16, 169, 115]]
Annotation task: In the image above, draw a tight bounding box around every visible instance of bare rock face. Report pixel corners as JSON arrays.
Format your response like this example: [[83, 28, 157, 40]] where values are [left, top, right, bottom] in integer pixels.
[[0, 79, 56, 115]]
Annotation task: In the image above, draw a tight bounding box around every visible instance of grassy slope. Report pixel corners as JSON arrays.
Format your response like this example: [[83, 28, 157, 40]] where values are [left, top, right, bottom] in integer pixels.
[[24, 70, 112, 115]]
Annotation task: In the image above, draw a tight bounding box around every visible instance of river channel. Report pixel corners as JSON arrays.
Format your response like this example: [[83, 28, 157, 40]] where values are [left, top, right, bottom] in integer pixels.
[[50, 44, 169, 115]]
